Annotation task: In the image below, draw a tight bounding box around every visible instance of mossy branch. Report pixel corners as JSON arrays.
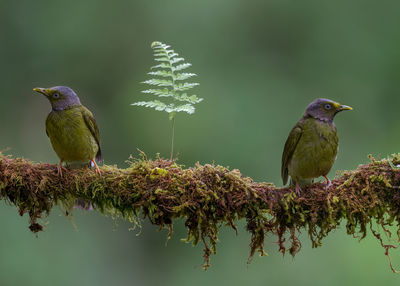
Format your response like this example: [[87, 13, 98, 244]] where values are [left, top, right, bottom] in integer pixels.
[[1, 152, 400, 272]]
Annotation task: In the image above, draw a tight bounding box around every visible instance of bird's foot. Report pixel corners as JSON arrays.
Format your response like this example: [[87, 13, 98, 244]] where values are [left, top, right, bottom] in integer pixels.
[[91, 160, 102, 176], [57, 161, 67, 177], [324, 176, 332, 190], [295, 182, 302, 197]]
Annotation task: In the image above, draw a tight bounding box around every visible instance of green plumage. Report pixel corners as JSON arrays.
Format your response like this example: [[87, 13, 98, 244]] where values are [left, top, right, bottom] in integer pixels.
[[281, 98, 352, 191], [281, 117, 338, 184], [34, 86, 102, 175], [46, 105, 101, 164]]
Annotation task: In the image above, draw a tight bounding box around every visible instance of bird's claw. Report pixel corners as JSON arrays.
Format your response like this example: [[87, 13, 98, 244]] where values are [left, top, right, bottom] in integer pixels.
[[57, 161, 67, 177], [295, 182, 301, 197], [91, 160, 102, 176], [324, 176, 332, 190], [95, 167, 102, 176]]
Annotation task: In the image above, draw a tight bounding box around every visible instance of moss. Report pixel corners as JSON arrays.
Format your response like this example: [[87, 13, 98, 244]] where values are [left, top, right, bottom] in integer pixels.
[[1, 152, 400, 271]]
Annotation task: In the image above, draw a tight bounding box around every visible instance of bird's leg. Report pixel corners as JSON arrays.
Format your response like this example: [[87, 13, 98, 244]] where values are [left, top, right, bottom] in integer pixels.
[[324, 175, 332, 190], [57, 160, 65, 177], [91, 160, 102, 176], [295, 181, 302, 196]]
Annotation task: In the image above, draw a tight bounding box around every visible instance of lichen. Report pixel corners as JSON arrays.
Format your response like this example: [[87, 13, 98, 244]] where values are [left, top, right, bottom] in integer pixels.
[[1, 152, 400, 272]]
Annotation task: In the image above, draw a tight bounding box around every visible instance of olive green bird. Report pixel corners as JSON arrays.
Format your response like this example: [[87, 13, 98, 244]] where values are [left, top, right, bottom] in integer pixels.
[[281, 98, 352, 195], [34, 86, 102, 177]]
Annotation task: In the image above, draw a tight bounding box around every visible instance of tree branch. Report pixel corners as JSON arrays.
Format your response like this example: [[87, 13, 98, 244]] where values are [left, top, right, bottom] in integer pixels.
[[1, 152, 400, 271]]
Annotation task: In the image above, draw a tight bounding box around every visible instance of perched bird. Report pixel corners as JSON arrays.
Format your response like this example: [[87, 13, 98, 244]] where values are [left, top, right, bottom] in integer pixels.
[[34, 86, 102, 176], [281, 98, 352, 194]]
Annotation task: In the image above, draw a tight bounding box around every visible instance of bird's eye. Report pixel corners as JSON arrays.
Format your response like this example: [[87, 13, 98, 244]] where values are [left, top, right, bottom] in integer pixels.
[[53, 93, 60, 99], [324, 104, 332, 110]]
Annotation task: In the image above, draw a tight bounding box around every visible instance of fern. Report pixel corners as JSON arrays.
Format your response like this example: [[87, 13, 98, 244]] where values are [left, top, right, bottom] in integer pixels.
[[132, 41, 202, 120], [132, 41, 203, 160]]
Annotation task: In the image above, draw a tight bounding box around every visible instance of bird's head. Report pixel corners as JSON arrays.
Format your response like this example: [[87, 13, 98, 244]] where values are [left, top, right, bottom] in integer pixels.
[[305, 98, 352, 122], [33, 86, 81, 111]]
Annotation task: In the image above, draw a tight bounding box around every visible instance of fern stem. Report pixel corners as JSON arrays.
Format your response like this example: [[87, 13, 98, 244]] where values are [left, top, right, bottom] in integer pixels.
[[170, 116, 175, 161]]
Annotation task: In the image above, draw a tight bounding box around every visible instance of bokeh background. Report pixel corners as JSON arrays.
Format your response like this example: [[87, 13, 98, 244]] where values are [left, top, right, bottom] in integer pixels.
[[1, 0, 400, 285]]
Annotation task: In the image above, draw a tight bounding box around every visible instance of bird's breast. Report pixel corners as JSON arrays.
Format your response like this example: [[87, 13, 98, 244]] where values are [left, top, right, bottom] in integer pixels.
[[46, 108, 98, 163], [289, 119, 338, 180]]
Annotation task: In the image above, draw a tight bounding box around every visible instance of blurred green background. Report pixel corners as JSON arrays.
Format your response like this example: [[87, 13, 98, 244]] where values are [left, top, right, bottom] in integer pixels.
[[1, 0, 400, 285]]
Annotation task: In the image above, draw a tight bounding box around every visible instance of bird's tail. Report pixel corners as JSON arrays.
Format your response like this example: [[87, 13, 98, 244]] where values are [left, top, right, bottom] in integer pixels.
[[96, 149, 103, 163]]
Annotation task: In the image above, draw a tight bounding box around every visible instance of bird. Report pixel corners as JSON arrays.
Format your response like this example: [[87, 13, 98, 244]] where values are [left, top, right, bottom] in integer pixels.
[[281, 98, 352, 195], [34, 86, 102, 177]]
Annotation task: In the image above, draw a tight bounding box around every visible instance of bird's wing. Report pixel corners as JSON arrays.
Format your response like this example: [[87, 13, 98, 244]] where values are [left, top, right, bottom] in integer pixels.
[[81, 106, 102, 162], [281, 121, 303, 185], [45, 112, 54, 137]]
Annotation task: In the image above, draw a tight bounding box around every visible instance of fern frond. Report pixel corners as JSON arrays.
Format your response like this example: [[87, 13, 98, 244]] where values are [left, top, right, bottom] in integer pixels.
[[131, 100, 167, 111], [142, 79, 173, 87], [154, 57, 170, 62], [164, 105, 175, 113], [151, 63, 170, 69], [148, 71, 174, 78], [174, 93, 203, 104], [142, 89, 173, 97], [151, 42, 169, 49], [153, 53, 167, 57], [168, 52, 179, 58], [170, 57, 185, 65], [133, 41, 203, 120], [188, 95, 203, 104], [174, 73, 196, 81], [174, 82, 199, 91], [172, 63, 192, 72], [174, 104, 195, 114]]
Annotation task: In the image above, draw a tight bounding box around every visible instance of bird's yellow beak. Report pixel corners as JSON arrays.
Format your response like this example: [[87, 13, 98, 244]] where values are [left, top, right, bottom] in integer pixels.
[[33, 87, 48, 96], [339, 105, 353, 111]]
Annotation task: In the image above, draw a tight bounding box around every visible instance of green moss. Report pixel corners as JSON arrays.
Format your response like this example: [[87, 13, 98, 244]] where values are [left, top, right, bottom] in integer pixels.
[[150, 167, 169, 180], [1, 152, 400, 271]]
